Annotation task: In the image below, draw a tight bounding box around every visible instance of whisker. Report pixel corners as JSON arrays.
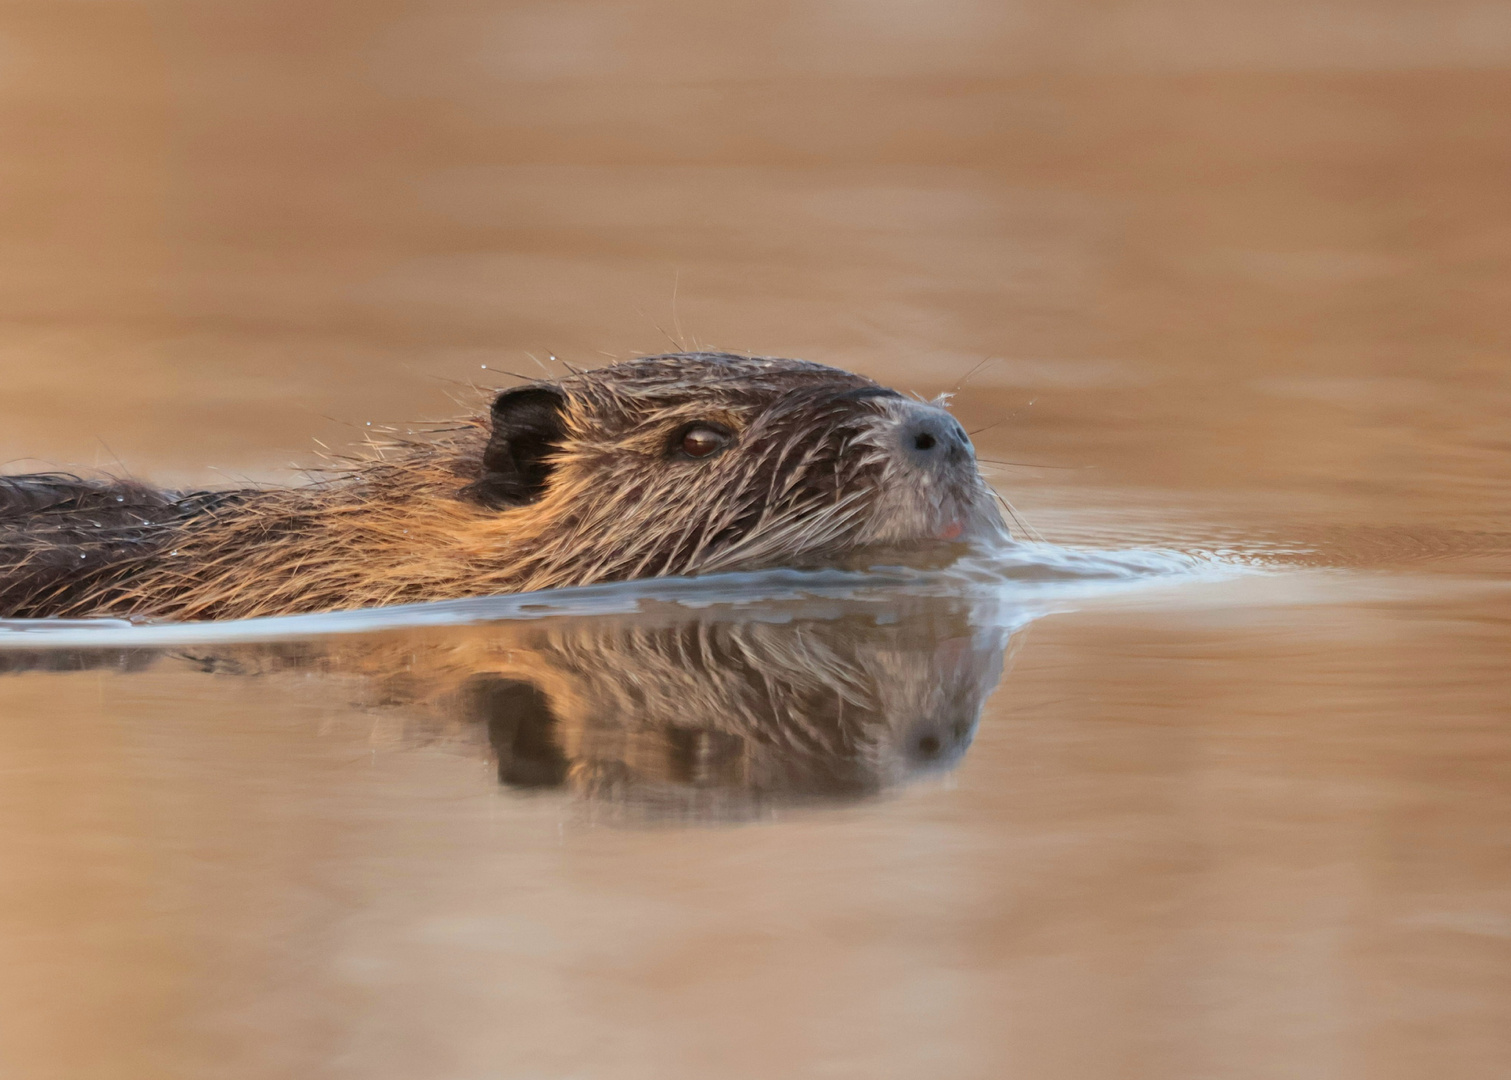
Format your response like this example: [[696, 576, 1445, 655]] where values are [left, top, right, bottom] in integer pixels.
[[977, 458, 1090, 471], [991, 487, 1048, 543], [473, 366, 537, 383], [951, 356, 999, 394]]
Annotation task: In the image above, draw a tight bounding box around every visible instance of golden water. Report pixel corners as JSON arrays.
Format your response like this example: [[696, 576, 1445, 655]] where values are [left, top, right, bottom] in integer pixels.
[[0, 2, 1508, 1077]]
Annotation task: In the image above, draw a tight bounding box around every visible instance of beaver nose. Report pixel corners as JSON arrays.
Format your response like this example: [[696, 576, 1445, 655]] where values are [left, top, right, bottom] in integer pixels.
[[898, 405, 973, 468]]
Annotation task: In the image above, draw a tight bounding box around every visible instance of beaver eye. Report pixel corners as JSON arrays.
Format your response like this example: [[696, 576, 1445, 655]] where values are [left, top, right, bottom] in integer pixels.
[[677, 424, 731, 459]]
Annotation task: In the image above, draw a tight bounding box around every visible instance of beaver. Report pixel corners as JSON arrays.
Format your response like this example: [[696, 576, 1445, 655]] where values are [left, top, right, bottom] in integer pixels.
[[0, 352, 1005, 621]]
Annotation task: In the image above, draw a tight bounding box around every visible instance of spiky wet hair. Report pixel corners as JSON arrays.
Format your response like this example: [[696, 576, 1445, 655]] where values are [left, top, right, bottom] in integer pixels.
[[0, 352, 999, 620], [481, 352, 947, 587]]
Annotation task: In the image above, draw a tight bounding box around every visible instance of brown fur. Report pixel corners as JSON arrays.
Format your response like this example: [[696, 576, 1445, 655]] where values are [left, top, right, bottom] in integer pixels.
[[0, 353, 1004, 621]]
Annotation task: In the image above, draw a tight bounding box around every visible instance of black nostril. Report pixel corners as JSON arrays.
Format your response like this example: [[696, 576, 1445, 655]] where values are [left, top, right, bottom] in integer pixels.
[[915, 733, 942, 757], [914, 432, 937, 451]]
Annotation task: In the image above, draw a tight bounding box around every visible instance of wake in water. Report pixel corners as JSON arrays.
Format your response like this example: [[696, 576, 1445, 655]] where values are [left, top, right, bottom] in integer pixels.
[[0, 536, 1237, 648], [0, 536, 1247, 820]]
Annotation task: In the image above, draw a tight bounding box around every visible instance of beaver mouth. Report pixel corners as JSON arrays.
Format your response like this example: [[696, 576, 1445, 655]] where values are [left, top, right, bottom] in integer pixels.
[[935, 520, 966, 542]]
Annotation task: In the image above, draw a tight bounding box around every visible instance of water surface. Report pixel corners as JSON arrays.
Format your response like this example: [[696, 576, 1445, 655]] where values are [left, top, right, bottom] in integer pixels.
[[1, 2, 1509, 1078]]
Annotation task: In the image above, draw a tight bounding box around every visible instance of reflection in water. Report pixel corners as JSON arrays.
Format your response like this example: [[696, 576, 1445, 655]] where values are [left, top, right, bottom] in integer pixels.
[[459, 605, 1012, 819], [1, 597, 1024, 822]]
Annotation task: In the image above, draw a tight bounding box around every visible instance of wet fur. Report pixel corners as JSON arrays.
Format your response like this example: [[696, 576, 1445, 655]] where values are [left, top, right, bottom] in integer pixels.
[[0, 475, 254, 618], [0, 353, 1003, 621]]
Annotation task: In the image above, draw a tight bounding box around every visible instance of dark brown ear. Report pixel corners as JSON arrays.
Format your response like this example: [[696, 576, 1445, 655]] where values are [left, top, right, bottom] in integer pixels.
[[464, 385, 567, 508]]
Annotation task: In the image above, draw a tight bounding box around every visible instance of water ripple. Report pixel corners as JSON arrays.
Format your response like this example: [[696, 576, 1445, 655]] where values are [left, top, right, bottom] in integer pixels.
[[0, 538, 1240, 649]]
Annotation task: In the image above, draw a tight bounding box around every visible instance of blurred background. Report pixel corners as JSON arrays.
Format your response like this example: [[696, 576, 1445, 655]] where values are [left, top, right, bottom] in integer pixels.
[[0, 0, 1506, 532], [1, 4, 1509, 1080]]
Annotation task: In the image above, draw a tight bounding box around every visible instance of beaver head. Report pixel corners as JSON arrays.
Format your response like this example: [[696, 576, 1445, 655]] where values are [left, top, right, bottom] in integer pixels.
[[465, 352, 1006, 587], [0, 352, 1007, 619]]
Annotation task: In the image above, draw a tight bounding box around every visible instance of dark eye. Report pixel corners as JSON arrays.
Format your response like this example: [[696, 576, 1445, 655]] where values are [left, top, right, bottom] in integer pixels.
[[677, 424, 732, 459]]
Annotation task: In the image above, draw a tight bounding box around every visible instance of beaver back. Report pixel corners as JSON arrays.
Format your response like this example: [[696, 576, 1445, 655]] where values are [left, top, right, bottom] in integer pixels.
[[0, 474, 248, 618]]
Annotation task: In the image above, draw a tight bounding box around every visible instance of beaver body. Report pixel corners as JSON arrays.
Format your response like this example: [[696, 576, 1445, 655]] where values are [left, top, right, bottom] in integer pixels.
[[0, 353, 1004, 621]]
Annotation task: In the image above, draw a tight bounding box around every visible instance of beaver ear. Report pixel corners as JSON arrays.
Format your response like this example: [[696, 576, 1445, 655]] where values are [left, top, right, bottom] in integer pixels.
[[466, 385, 568, 508]]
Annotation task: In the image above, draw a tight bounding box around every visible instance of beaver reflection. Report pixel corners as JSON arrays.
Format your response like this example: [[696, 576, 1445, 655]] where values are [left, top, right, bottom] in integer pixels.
[[0, 598, 1018, 821], [472, 678, 571, 789], [445, 609, 1010, 818]]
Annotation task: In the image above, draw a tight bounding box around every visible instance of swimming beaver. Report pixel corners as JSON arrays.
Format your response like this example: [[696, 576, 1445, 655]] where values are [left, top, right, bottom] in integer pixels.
[[0, 352, 1004, 621]]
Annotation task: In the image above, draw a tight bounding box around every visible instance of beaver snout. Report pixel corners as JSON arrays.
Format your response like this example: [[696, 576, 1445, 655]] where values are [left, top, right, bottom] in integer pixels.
[[894, 402, 974, 469]]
